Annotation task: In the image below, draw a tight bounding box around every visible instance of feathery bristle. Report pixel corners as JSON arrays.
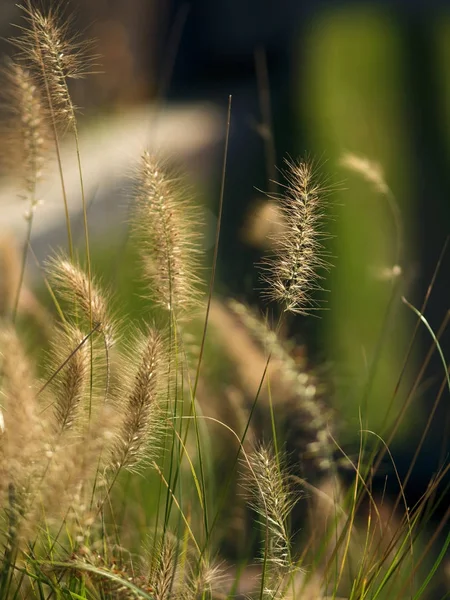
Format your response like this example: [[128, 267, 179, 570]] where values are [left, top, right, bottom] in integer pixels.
[[14, 5, 95, 129], [260, 159, 331, 315], [1, 59, 49, 205], [47, 255, 115, 349], [132, 152, 203, 317], [109, 327, 166, 474], [48, 325, 90, 433]]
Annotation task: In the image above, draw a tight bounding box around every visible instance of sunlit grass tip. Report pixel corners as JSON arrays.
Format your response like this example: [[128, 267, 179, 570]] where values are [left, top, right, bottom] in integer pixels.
[[131, 151, 204, 319], [259, 159, 332, 315]]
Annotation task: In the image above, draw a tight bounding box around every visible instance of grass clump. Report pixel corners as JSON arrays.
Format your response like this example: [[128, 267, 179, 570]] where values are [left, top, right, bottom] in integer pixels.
[[0, 2, 448, 599]]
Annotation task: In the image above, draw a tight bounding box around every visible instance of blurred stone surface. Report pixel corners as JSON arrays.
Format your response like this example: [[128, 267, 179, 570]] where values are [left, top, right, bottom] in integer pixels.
[[0, 103, 223, 277]]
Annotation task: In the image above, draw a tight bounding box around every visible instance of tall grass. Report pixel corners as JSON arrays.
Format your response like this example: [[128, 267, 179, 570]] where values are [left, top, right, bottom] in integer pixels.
[[0, 3, 448, 599]]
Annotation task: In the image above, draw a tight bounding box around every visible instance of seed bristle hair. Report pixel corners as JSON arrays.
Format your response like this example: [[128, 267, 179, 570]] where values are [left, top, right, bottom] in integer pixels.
[[109, 326, 167, 475], [260, 159, 332, 315], [13, 3, 96, 130], [132, 152, 203, 317]]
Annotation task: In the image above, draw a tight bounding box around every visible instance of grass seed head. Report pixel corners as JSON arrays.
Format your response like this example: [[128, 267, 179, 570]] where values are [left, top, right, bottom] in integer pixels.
[[260, 159, 332, 315], [132, 152, 203, 318], [109, 326, 167, 475], [13, 4, 97, 129], [48, 324, 90, 433], [47, 254, 116, 349], [1, 58, 50, 204]]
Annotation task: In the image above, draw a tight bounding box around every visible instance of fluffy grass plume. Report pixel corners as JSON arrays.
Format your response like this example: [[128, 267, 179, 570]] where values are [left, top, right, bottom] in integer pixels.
[[0, 325, 48, 555], [109, 327, 167, 475], [47, 324, 90, 433], [132, 152, 203, 317], [1, 58, 49, 205], [47, 254, 116, 349], [340, 152, 388, 195], [247, 445, 295, 570], [260, 159, 331, 315], [246, 444, 298, 600], [13, 3, 95, 130], [228, 300, 336, 473], [151, 534, 178, 600], [0, 326, 43, 485]]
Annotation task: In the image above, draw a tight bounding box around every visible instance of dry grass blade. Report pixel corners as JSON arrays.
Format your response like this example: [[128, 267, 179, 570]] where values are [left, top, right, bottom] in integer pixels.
[[260, 159, 332, 315], [132, 152, 203, 317], [0, 237, 22, 319]]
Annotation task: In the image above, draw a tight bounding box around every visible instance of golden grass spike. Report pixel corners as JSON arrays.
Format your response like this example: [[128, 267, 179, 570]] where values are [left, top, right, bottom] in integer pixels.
[[132, 152, 203, 317], [260, 159, 332, 315], [227, 300, 336, 473], [14, 3, 96, 130], [1, 58, 50, 204], [46, 254, 116, 350], [152, 535, 178, 600], [48, 324, 90, 433], [0, 326, 42, 474], [0, 325, 48, 545], [247, 444, 295, 572], [109, 326, 167, 474]]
